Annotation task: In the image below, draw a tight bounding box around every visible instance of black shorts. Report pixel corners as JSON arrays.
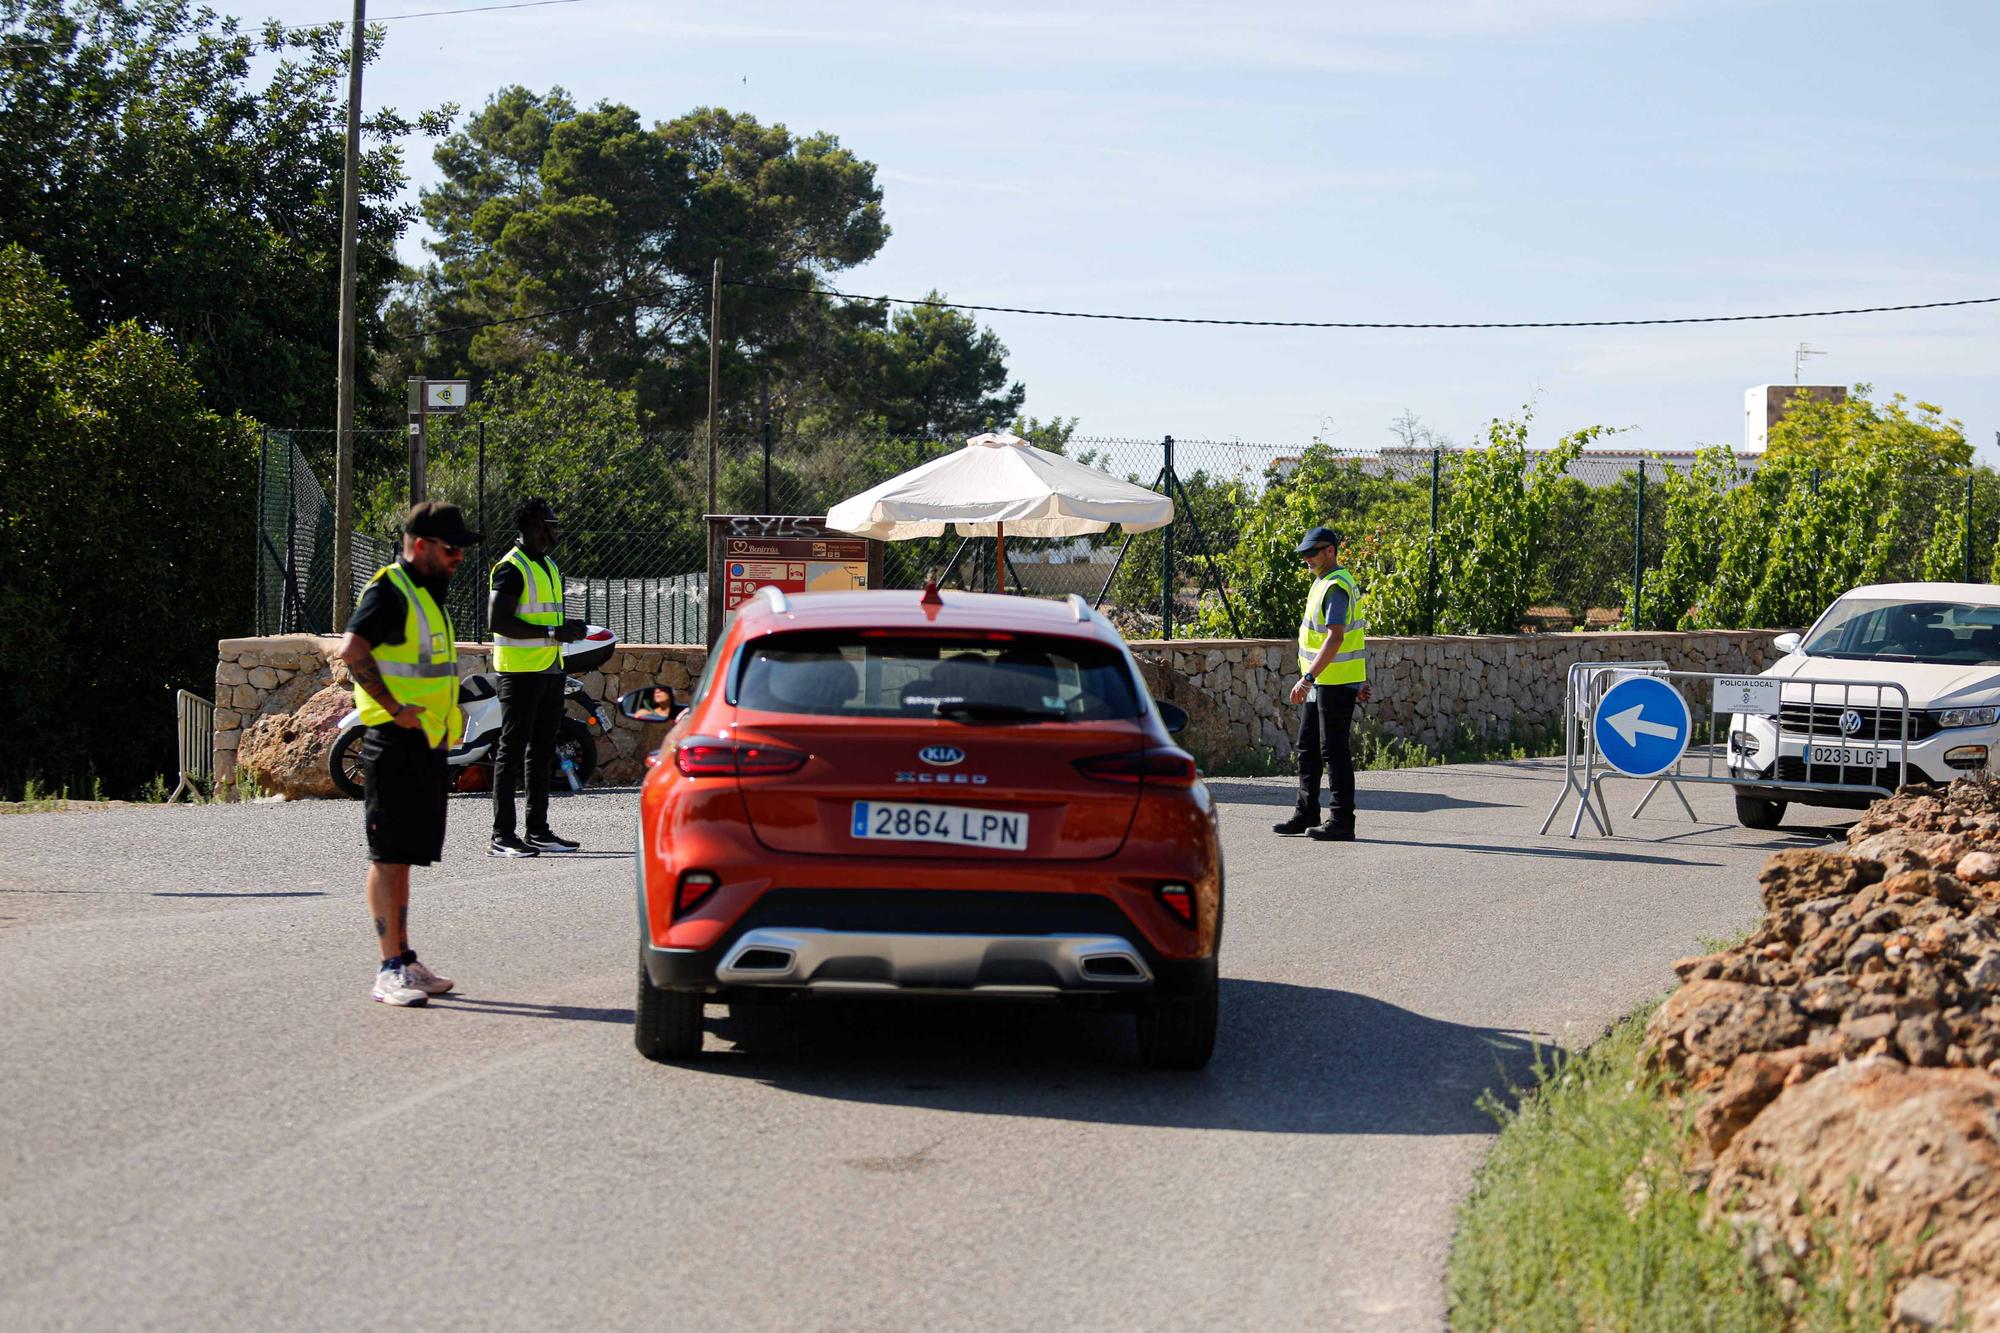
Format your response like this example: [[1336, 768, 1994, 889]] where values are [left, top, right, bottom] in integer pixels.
[[361, 725, 450, 865]]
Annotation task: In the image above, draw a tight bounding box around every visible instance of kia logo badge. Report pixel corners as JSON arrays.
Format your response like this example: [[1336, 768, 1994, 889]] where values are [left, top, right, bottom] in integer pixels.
[[1839, 710, 1864, 737], [919, 745, 964, 767]]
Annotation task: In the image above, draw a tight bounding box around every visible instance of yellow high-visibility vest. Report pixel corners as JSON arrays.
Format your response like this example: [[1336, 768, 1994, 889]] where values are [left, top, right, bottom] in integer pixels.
[[491, 546, 564, 673], [1297, 567, 1367, 686], [353, 564, 461, 748]]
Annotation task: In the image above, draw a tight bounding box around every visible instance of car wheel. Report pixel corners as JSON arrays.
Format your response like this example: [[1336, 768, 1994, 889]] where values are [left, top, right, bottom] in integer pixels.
[[1735, 794, 1786, 830], [1136, 964, 1218, 1070], [634, 958, 704, 1061], [327, 728, 366, 800]]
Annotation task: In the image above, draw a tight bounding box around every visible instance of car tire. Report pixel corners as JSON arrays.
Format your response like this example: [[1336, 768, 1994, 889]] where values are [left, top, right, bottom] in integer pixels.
[[634, 958, 704, 1061], [1136, 964, 1218, 1070], [327, 727, 366, 800], [1735, 794, 1786, 830]]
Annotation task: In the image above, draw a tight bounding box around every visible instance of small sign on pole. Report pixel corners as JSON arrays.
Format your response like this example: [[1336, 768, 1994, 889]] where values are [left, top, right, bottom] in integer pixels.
[[1592, 675, 1692, 778], [425, 379, 471, 412]]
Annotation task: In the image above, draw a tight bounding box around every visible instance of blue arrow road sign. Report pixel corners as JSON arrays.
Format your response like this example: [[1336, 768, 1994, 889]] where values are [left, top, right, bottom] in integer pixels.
[[1592, 675, 1691, 777]]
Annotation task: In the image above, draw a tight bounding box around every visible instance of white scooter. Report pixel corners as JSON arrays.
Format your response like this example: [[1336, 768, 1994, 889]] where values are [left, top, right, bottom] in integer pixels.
[[327, 626, 619, 799]]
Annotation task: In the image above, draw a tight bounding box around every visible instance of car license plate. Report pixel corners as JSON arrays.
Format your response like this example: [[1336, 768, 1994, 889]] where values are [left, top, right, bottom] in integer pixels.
[[1800, 743, 1892, 768], [851, 801, 1027, 850]]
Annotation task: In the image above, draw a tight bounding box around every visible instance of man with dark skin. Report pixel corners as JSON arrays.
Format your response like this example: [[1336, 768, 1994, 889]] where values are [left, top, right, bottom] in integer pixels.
[[487, 497, 588, 856], [338, 502, 480, 1006]]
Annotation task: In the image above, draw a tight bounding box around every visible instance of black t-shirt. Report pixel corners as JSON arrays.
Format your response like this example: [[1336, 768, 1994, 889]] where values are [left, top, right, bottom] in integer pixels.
[[345, 559, 454, 648]]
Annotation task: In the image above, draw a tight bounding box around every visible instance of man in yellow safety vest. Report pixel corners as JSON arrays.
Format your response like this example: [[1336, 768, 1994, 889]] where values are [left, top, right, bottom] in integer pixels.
[[1274, 525, 1368, 842], [487, 496, 587, 857], [338, 501, 481, 1006]]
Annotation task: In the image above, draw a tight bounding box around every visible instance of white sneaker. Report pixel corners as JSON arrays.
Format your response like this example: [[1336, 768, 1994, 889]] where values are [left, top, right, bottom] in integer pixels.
[[402, 958, 454, 995], [372, 964, 429, 1007]]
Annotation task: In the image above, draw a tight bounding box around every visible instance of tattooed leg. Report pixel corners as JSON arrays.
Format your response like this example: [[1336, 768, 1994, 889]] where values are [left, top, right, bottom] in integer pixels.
[[366, 863, 413, 961]]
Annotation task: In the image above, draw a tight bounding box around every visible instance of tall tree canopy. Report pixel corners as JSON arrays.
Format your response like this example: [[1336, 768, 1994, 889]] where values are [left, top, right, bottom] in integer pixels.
[[0, 245, 257, 796], [0, 0, 446, 426], [395, 87, 1023, 437]]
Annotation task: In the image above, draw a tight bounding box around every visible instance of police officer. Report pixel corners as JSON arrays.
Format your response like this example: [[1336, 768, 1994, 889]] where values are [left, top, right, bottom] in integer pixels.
[[488, 496, 587, 857], [1273, 525, 1367, 841], [338, 501, 480, 1005]]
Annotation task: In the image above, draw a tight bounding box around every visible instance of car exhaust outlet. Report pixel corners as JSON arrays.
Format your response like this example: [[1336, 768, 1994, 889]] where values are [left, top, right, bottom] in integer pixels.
[[1079, 953, 1145, 979], [732, 948, 795, 971]]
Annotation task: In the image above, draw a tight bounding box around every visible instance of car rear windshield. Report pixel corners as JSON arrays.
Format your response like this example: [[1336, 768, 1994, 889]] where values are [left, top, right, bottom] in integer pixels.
[[1803, 599, 2000, 665], [730, 631, 1145, 721]]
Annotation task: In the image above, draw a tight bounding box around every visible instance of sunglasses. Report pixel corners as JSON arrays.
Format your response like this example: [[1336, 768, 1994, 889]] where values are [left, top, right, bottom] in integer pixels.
[[419, 536, 469, 555]]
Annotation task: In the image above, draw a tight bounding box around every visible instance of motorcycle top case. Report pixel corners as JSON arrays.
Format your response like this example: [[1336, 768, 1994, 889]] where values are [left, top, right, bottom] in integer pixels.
[[560, 626, 616, 674]]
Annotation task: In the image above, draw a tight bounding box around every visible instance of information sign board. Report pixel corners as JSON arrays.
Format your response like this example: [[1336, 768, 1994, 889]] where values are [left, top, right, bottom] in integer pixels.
[[704, 515, 884, 647], [1712, 675, 1781, 717]]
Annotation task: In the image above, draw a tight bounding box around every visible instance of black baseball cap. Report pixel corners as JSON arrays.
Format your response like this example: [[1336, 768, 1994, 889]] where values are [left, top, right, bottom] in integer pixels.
[[1293, 525, 1340, 555], [404, 501, 482, 545]]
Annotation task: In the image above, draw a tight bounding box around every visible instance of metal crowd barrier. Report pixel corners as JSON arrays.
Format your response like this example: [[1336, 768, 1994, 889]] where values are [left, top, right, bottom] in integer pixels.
[[170, 690, 215, 803], [1539, 661, 1912, 839]]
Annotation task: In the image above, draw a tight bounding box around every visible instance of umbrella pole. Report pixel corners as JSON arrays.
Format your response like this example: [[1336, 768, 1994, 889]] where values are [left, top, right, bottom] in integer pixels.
[[997, 522, 1005, 594]]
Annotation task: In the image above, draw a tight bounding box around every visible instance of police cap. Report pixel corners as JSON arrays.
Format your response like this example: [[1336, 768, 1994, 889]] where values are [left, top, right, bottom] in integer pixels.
[[1293, 525, 1340, 555]]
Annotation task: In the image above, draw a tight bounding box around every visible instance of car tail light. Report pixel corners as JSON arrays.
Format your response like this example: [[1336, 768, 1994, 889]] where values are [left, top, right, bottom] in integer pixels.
[[1073, 747, 1198, 787], [1156, 882, 1195, 926], [673, 736, 807, 777], [675, 870, 719, 916]]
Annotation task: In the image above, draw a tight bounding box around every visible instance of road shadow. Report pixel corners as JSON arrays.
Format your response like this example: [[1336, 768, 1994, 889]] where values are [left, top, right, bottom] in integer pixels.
[[678, 978, 1540, 1136], [1362, 836, 1722, 867], [1204, 780, 1511, 815], [428, 994, 632, 1025]]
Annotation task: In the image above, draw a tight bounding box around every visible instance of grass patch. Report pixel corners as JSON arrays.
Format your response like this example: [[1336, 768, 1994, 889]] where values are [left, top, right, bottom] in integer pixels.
[[1449, 1003, 1904, 1333]]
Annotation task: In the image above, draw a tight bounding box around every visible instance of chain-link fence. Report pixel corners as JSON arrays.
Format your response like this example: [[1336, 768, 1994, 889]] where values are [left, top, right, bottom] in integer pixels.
[[256, 426, 1999, 644]]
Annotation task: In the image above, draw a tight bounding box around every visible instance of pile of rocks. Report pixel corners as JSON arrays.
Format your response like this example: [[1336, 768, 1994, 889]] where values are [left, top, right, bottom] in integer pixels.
[[1644, 779, 2000, 1329]]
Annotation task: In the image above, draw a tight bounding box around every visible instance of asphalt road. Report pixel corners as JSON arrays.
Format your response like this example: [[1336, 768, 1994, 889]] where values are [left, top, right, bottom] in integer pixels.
[[0, 761, 1841, 1330]]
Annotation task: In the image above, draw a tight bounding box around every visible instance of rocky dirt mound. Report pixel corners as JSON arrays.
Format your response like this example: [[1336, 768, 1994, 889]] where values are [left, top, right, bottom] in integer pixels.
[[1643, 778, 2000, 1330]]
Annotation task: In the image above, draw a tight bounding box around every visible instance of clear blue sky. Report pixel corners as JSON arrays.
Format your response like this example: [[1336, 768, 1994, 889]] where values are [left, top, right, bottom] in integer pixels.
[[251, 0, 1999, 460]]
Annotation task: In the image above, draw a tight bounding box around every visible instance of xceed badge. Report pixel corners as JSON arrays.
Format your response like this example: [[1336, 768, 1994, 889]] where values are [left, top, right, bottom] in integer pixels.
[[919, 745, 965, 767]]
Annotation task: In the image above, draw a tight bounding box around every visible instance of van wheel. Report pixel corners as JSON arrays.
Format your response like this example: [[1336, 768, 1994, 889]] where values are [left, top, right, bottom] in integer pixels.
[[1735, 795, 1786, 830], [327, 728, 366, 800], [635, 959, 704, 1061], [1136, 965, 1218, 1070]]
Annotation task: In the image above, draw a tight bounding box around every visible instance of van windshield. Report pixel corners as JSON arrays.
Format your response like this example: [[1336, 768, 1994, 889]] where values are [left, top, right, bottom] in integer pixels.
[[1803, 599, 2000, 665], [730, 631, 1144, 721]]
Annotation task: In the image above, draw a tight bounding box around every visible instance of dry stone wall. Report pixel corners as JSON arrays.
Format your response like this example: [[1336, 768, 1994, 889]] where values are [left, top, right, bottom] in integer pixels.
[[213, 628, 1782, 786]]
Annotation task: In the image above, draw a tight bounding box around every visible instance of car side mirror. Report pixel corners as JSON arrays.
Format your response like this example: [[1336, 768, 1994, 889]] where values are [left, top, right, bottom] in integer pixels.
[[1772, 632, 1803, 656], [1157, 700, 1189, 736], [619, 684, 682, 723]]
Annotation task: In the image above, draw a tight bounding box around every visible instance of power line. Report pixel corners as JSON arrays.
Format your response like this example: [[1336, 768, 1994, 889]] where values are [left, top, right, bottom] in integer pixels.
[[402, 276, 2000, 342], [3, 0, 582, 47], [277, 0, 582, 31], [721, 278, 2000, 330]]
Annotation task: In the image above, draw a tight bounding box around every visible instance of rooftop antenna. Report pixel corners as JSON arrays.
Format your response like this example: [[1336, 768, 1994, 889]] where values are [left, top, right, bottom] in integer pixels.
[[1794, 342, 1826, 384]]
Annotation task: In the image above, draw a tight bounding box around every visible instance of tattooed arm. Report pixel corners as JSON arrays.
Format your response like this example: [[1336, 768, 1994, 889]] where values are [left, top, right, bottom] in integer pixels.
[[338, 633, 424, 729]]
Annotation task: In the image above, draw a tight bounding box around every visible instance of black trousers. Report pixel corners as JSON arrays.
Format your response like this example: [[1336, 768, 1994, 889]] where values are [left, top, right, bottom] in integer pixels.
[[1294, 683, 1359, 824], [493, 670, 563, 837]]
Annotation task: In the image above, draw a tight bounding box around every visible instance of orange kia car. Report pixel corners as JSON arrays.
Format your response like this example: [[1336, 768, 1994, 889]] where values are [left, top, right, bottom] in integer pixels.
[[619, 585, 1223, 1068]]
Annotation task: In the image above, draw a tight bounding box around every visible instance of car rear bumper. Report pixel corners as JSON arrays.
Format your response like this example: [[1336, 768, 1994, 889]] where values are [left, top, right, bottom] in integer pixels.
[[641, 888, 1214, 999]]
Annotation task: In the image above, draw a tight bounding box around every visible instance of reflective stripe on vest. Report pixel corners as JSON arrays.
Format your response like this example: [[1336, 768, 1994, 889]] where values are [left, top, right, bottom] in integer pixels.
[[354, 564, 461, 748], [1297, 567, 1367, 686], [491, 546, 564, 673]]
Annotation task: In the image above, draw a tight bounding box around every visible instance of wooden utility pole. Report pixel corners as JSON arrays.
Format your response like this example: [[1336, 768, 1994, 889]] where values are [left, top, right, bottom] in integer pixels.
[[332, 0, 366, 624], [706, 258, 721, 514]]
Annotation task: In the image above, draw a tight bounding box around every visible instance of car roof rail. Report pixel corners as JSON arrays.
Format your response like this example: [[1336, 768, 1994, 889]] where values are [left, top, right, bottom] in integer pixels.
[[759, 585, 790, 614], [1066, 593, 1092, 623]]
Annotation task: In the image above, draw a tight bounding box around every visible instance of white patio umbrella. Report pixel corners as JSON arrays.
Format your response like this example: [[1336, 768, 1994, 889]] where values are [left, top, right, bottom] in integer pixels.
[[825, 431, 1174, 593]]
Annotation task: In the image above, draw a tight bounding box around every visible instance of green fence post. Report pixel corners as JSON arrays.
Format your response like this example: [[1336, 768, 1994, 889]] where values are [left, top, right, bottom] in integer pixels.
[[1425, 447, 1440, 636], [1631, 461, 1646, 630], [1160, 435, 1174, 641], [1964, 470, 1976, 584]]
